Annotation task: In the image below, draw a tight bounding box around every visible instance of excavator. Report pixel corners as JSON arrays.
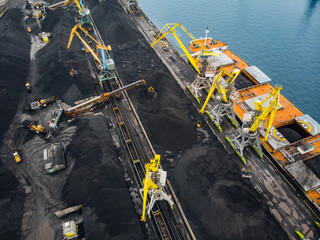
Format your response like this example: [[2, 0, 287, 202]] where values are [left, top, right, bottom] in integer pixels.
[[226, 84, 282, 164], [67, 24, 116, 86], [199, 67, 240, 131], [140, 154, 174, 221], [64, 79, 145, 117], [150, 22, 219, 75]]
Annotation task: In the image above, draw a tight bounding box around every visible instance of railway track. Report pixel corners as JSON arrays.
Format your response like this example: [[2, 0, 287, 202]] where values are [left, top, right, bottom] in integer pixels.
[[69, 4, 193, 239]]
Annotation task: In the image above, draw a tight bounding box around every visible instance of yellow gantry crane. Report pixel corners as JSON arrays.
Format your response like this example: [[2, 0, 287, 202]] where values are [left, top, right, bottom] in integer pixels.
[[198, 67, 240, 130], [250, 84, 282, 141], [200, 67, 240, 114], [140, 155, 174, 221], [150, 23, 218, 75], [227, 85, 282, 163]]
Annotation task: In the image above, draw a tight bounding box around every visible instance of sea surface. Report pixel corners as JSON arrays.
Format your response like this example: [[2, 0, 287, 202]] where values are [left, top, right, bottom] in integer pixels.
[[139, 0, 320, 122]]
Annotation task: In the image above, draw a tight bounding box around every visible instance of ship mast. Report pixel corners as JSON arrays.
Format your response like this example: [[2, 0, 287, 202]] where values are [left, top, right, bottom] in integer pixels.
[[205, 27, 209, 45]]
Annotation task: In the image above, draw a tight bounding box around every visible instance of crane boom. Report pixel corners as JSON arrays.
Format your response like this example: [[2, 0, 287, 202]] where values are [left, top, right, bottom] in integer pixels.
[[171, 30, 201, 74], [200, 68, 240, 114], [67, 24, 112, 70], [64, 79, 145, 117], [150, 23, 214, 75], [67, 24, 102, 64]]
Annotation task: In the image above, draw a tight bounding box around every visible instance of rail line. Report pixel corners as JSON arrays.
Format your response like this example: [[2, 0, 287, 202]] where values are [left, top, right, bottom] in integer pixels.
[[70, 4, 191, 239]]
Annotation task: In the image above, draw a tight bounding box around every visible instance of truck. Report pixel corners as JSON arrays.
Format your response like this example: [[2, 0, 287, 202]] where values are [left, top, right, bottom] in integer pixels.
[[13, 152, 22, 163]]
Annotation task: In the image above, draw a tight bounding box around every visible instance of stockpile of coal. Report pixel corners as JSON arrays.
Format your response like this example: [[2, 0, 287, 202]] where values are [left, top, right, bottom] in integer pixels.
[[0, 3, 144, 240], [62, 118, 144, 239], [0, 8, 30, 240], [33, 5, 144, 240], [0, 8, 30, 140], [0, 161, 25, 240], [90, 0, 289, 239], [33, 8, 95, 104]]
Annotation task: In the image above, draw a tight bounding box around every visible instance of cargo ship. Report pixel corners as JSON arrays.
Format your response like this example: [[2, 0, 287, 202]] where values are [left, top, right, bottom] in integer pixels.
[[187, 32, 320, 216]]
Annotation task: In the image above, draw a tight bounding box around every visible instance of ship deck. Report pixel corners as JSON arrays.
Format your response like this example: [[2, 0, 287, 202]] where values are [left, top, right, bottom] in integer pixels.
[[188, 38, 228, 53], [223, 49, 249, 71], [233, 82, 320, 208]]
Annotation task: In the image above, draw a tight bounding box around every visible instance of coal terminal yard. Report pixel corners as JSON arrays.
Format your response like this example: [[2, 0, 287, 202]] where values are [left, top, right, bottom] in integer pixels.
[[0, 0, 320, 240]]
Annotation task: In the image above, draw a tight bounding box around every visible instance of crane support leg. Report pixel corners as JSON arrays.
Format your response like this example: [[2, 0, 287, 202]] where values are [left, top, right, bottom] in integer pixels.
[[145, 189, 174, 217], [207, 101, 238, 130], [188, 75, 211, 100], [229, 130, 262, 164]]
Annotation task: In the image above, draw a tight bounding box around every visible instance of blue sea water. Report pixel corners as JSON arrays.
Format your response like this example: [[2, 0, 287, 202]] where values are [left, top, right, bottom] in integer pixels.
[[139, 0, 320, 122]]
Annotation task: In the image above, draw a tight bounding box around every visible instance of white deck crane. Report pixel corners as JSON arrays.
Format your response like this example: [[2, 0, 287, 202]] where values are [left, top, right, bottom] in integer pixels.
[[140, 155, 174, 221], [226, 84, 282, 164], [199, 67, 240, 131]]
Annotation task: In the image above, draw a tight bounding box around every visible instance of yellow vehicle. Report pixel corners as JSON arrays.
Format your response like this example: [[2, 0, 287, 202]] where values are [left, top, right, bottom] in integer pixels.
[[25, 82, 32, 92], [13, 152, 22, 163], [25, 121, 46, 134], [26, 96, 56, 110]]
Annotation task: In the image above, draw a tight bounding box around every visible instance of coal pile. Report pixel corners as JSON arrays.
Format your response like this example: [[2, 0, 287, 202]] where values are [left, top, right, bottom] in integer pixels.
[[90, 0, 289, 239], [0, 0, 294, 239], [1, 2, 144, 240], [277, 123, 310, 143], [62, 118, 144, 239], [0, 8, 30, 240], [234, 73, 255, 89], [34, 8, 95, 103], [0, 161, 25, 240], [0, 8, 30, 139]]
